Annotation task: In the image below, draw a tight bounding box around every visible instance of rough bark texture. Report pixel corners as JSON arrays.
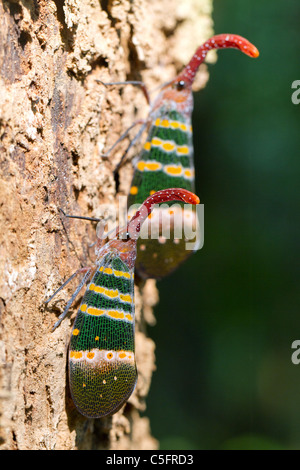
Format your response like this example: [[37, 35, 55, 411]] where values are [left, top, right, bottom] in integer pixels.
[[0, 0, 213, 450]]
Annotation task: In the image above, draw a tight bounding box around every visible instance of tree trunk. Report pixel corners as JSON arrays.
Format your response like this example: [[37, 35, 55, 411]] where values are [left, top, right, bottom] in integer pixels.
[[0, 0, 213, 450]]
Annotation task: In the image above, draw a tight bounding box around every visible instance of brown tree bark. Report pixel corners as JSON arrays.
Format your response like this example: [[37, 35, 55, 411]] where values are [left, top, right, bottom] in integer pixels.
[[0, 0, 213, 450]]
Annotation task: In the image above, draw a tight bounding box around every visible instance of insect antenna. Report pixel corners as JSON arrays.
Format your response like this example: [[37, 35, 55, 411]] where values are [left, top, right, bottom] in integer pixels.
[[59, 208, 103, 223]]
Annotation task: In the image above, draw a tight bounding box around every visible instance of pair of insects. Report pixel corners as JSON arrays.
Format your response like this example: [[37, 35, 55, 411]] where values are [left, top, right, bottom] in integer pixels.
[[47, 34, 259, 418]]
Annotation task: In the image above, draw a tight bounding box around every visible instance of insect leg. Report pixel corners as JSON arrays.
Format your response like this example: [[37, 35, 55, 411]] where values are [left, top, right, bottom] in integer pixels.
[[59, 208, 108, 253], [58, 208, 103, 223], [98, 80, 152, 169], [101, 118, 148, 159], [50, 267, 95, 332], [113, 119, 150, 174]]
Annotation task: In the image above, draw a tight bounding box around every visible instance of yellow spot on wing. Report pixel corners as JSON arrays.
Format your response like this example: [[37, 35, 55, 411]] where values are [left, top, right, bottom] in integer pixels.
[[130, 186, 138, 195], [146, 162, 161, 171], [144, 141, 151, 151], [170, 121, 180, 129], [81, 304, 87, 312], [114, 270, 131, 279], [184, 169, 194, 179], [156, 119, 188, 132], [137, 161, 145, 172], [177, 145, 189, 155], [120, 294, 132, 303], [99, 266, 113, 275], [108, 310, 124, 319], [93, 285, 118, 298], [164, 164, 183, 176], [162, 142, 175, 152], [87, 307, 105, 316], [93, 285, 104, 294], [137, 160, 162, 172], [151, 138, 162, 146], [72, 329, 80, 336], [104, 267, 113, 275], [105, 288, 119, 298]]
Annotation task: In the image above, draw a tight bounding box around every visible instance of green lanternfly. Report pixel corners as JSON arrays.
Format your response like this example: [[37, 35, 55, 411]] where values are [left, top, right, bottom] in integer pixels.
[[103, 34, 259, 279], [46, 188, 200, 418]]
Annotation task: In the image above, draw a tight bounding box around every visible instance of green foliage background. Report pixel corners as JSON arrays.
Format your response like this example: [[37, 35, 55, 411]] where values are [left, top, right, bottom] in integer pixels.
[[146, 0, 300, 450]]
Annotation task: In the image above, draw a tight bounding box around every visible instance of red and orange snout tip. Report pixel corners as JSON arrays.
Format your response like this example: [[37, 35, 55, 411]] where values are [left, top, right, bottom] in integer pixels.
[[209, 34, 260, 59], [178, 189, 200, 205], [231, 34, 259, 59], [247, 43, 259, 59]]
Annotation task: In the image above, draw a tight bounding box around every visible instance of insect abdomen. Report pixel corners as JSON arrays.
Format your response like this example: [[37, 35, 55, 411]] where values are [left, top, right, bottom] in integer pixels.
[[128, 110, 199, 279], [128, 111, 194, 205], [68, 259, 137, 418]]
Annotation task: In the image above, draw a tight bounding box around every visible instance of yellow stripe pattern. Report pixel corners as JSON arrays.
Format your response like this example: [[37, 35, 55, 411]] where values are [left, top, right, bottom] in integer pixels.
[[98, 266, 133, 280], [154, 118, 192, 133], [136, 160, 194, 179], [136, 161, 162, 172], [80, 303, 134, 322], [142, 137, 190, 157], [163, 164, 195, 180], [69, 349, 135, 364], [88, 283, 133, 303]]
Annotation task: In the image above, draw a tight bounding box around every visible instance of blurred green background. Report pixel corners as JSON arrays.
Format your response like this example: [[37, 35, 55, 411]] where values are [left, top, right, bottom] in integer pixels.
[[146, 0, 300, 450]]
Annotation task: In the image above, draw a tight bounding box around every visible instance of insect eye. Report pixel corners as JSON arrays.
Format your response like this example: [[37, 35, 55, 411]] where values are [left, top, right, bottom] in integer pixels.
[[175, 80, 185, 91], [124, 232, 131, 241]]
